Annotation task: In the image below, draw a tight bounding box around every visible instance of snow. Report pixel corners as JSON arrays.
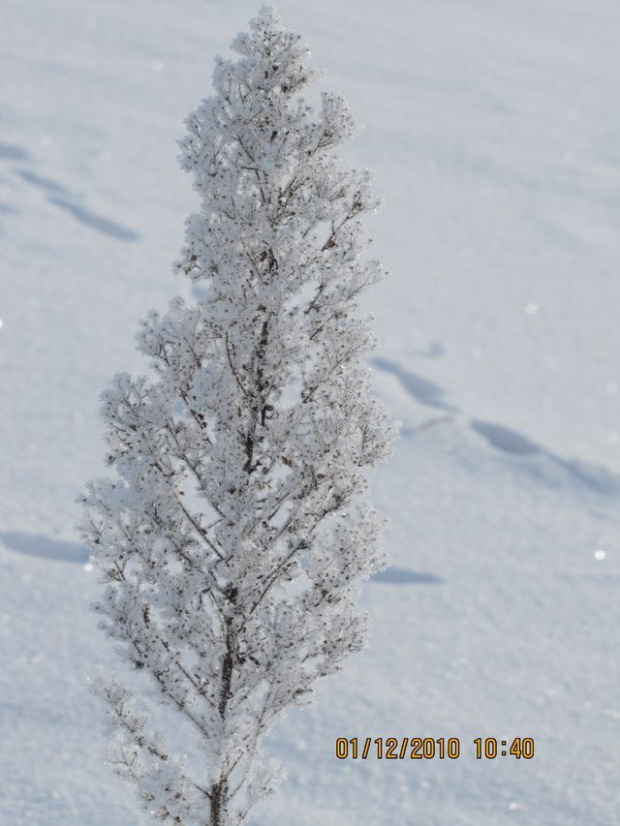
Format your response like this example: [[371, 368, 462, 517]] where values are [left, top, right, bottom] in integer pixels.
[[1, 0, 618, 824]]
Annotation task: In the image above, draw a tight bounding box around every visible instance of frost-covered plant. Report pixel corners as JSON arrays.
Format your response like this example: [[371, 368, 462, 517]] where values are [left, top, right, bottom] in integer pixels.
[[79, 5, 393, 825]]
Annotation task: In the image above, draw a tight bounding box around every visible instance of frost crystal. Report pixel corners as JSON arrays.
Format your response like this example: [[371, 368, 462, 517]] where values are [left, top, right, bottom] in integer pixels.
[[79, 6, 394, 824]]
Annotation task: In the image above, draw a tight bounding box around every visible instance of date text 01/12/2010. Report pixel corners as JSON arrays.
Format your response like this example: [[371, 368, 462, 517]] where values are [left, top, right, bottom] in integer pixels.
[[335, 737, 535, 760]]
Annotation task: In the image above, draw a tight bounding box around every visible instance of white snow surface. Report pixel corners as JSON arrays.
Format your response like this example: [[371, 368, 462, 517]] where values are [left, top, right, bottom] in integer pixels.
[[1, 1, 618, 824]]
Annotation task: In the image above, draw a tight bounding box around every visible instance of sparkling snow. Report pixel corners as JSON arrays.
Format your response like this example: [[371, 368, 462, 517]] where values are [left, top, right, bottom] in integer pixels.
[[1, 0, 618, 824]]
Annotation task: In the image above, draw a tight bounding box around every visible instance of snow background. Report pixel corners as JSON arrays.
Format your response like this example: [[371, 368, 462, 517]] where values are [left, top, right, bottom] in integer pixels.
[[1, 0, 618, 823]]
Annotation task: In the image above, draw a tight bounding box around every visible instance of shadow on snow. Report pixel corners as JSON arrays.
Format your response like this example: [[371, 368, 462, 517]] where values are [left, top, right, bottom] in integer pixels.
[[371, 567, 443, 585], [0, 532, 89, 564]]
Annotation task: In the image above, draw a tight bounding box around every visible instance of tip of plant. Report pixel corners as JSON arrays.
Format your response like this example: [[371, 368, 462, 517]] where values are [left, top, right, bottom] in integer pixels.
[[256, 2, 282, 27]]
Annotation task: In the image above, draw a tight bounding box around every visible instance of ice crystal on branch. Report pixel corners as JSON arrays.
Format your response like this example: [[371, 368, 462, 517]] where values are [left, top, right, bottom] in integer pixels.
[[80, 5, 393, 824]]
